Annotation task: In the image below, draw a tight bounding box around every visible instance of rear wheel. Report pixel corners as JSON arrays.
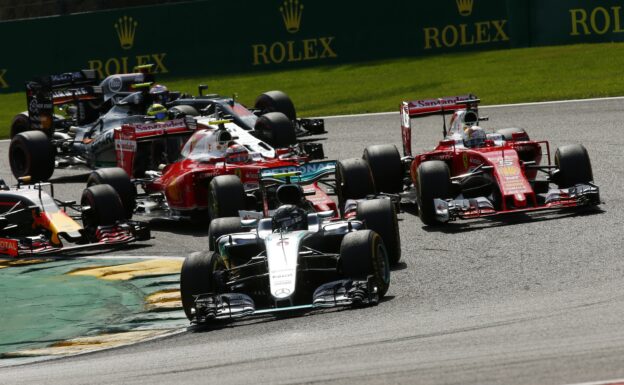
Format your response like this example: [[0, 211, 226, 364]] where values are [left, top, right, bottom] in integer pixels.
[[9, 130, 56, 182], [87, 167, 136, 219], [254, 90, 296, 121], [416, 161, 452, 226], [254, 112, 296, 148], [180, 251, 219, 320], [363, 144, 403, 194], [208, 217, 244, 251], [10, 113, 30, 139], [208, 175, 246, 220], [356, 199, 401, 265], [81, 185, 126, 236], [340, 230, 390, 298], [554, 144, 593, 188], [335, 158, 375, 214]]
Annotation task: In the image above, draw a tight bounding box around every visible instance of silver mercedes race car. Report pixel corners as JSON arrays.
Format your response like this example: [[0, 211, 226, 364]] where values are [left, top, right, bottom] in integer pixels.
[[180, 164, 398, 324]]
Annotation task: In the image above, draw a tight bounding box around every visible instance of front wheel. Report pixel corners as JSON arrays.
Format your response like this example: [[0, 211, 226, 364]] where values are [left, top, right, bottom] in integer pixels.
[[208, 175, 246, 220], [416, 161, 452, 226], [87, 167, 136, 219], [340, 230, 390, 298], [254, 112, 296, 148], [180, 251, 219, 321], [356, 199, 401, 265], [335, 158, 375, 214], [208, 217, 244, 251], [554, 144, 594, 188], [80, 185, 126, 237]]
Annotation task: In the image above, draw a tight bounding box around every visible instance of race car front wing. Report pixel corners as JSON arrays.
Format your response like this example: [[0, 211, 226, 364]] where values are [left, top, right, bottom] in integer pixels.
[[433, 183, 600, 222], [190, 276, 379, 324]]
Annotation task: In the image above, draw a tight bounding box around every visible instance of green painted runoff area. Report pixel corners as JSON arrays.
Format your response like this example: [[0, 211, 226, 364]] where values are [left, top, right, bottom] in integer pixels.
[[2, 42, 624, 139], [0, 259, 184, 357]]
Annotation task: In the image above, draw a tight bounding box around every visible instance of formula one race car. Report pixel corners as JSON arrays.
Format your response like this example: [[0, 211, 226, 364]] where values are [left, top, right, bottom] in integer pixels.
[[339, 95, 600, 226], [0, 177, 149, 257], [85, 114, 326, 223], [179, 164, 399, 324], [9, 68, 324, 183]]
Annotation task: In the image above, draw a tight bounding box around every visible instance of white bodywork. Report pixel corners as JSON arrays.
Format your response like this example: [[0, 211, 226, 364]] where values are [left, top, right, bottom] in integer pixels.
[[181, 118, 275, 161], [263, 231, 308, 300]]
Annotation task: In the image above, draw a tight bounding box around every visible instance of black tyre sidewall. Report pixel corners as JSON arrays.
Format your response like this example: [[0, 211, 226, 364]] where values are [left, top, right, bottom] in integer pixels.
[[363, 144, 403, 194], [254, 112, 296, 148], [9, 131, 55, 182], [81, 184, 126, 231], [208, 217, 244, 251], [356, 199, 401, 265], [208, 175, 246, 220], [180, 251, 218, 320], [254, 90, 297, 121], [340, 230, 390, 298], [335, 158, 375, 214], [555, 144, 593, 188], [416, 160, 452, 226], [87, 167, 137, 219]]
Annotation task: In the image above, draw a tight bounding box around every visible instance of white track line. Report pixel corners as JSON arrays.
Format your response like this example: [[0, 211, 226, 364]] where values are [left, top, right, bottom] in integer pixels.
[[320, 95, 624, 119], [561, 378, 624, 385], [2, 95, 624, 144]]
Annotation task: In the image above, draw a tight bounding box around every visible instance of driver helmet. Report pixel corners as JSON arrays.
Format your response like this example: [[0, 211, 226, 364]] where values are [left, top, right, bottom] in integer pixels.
[[149, 84, 169, 104], [463, 125, 486, 148], [147, 103, 168, 121], [272, 204, 307, 232], [225, 144, 249, 163]]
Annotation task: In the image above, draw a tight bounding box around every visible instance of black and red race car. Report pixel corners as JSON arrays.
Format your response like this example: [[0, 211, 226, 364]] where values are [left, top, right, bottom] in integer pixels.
[[0, 177, 149, 257], [337, 94, 600, 226]]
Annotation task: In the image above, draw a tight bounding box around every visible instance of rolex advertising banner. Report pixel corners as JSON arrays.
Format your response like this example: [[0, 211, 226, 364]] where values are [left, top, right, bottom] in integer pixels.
[[0, 0, 618, 94]]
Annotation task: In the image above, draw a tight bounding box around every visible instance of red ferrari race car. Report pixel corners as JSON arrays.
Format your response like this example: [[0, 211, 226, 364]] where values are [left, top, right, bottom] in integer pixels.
[[85, 112, 325, 223], [339, 94, 600, 226], [0, 177, 149, 257]]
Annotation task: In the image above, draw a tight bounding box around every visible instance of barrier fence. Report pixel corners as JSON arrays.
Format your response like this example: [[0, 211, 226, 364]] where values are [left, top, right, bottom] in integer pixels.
[[0, 0, 622, 93]]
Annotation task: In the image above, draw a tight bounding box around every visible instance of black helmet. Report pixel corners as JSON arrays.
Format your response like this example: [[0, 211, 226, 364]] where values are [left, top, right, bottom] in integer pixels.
[[272, 204, 307, 232]]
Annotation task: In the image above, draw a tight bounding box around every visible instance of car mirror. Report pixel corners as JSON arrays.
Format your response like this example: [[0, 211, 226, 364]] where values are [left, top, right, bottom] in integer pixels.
[[241, 218, 258, 228], [317, 210, 334, 219]]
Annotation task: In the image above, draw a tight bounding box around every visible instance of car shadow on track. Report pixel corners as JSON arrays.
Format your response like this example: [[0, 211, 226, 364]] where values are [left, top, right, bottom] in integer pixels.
[[421, 206, 606, 234], [142, 218, 209, 237]]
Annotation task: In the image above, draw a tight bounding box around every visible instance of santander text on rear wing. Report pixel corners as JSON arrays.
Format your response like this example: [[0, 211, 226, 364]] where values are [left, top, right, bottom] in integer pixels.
[[114, 117, 197, 176], [400, 94, 479, 157]]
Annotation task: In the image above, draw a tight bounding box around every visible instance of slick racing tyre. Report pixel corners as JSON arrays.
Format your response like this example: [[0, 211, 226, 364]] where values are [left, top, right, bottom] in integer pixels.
[[416, 160, 452, 226], [254, 112, 296, 148], [208, 217, 244, 251], [254, 90, 297, 121], [87, 167, 137, 219], [356, 199, 401, 265], [208, 175, 246, 220], [81, 184, 126, 236], [340, 230, 390, 298], [180, 251, 220, 321], [554, 144, 594, 188], [363, 144, 403, 194], [10, 113, 30, 139], [335, 158, 375, 214], [9, 130, 56, 182]]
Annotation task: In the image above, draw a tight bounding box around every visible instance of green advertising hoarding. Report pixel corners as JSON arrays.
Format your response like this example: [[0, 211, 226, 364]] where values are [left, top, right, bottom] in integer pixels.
[[0, 0, 619, 94]]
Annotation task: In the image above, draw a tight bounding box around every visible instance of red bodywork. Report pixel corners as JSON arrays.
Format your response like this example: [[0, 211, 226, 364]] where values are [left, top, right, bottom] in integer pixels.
[[400, 95, 592, 218]]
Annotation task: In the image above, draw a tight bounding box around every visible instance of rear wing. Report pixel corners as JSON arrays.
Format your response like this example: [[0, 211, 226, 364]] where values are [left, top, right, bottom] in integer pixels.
[[26, 70, 101, 132], [259, 161, 337, 184], [400, 94, 479, 156], [114, 117, 198, 176]]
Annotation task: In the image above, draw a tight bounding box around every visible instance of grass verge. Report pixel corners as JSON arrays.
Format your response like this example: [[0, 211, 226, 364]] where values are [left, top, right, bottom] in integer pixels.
[[2, 42, 624, 139]]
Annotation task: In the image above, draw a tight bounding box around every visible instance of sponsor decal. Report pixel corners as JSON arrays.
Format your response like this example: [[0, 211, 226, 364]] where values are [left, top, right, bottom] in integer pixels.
[[251, 0, 337, 66], [456, 0, 473, 16], [108, 76, 123, 92], [274, 288, 291, 296], [0, 238, 19, 257], [423, 0, 510, 50], [0, 69, 8, 89], [260, 161, 336, 181], [462, 152, 469, 169], [130, 118, 187, 134], [570, 6, 624, 36], [87, 15, 168, 78], [115, 16, 138, 50], [499, 165, 520, 178]]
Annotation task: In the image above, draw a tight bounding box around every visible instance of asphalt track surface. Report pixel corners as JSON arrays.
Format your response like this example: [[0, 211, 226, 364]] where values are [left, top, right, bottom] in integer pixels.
[[1, 99, 624, 385]]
